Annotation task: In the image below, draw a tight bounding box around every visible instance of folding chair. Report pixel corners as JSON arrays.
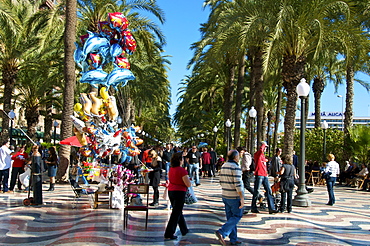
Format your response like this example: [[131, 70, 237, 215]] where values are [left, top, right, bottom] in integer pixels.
[[69, 166, 94, 208], [310, 170, 321, 186], [123, 183, 149, 230]]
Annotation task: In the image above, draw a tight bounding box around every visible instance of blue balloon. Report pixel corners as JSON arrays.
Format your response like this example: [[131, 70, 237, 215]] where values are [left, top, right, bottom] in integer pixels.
[[105, 66, 135, 90], [110, 43, 123, 59], [80, 68, 108, 88], [80, 31, 110, 62]]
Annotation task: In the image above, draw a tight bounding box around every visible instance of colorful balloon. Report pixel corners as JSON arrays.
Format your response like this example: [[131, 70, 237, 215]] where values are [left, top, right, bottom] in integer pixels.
[[80, 68, 108, 88], [108, 12, 129, 31], [105, 66, 135, 89]]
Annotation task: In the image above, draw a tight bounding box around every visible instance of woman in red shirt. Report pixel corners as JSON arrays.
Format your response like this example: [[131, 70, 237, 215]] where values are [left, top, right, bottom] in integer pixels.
[[164, 152, 191, 240], [9, 146, 28, 191]]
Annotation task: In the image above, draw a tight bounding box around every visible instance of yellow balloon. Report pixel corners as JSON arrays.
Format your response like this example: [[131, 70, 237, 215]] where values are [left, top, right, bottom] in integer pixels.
[[100, 87, 109, 100], [74, 103, 83, 112]]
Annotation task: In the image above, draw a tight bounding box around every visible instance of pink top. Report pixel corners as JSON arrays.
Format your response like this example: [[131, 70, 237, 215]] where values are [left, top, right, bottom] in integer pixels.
[[168, 166, 188, 192], [202, 152, 211, 165]]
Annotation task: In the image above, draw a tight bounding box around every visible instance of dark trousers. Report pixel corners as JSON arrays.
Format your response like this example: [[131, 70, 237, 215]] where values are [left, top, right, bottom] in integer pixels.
[[32, 173, 43, 205], [208, 164, 216, 176], [10, 167, 24, 190], [280, 179, 295, 212], [152, 186, 159, 203], [164, 190, 187, 238], [0, 168, 10, 192], [242, 171, 254, 195]]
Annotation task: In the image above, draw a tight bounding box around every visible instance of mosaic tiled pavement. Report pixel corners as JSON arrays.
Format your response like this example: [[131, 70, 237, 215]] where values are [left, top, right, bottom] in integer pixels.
[[0, 176, 369, 246]]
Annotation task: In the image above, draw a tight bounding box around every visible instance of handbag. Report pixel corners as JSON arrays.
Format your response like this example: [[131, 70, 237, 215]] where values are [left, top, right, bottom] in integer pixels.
[[184, 186, 198, 205], [322, 171, 332, 180]]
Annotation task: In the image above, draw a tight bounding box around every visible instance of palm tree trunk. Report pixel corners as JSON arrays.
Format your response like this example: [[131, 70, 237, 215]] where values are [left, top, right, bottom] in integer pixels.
[[43, 97, 53, 143], [272, 84, 282, 152], [0, 66, 17, 143], [223, 62, 236, 151], [312, 77, 324, 128], [344, 65, 354, 160], [233, 54, 246, 148], [252, 47, 265, 146], [282, 55, 306, 163], [56, 0, 77, 182]]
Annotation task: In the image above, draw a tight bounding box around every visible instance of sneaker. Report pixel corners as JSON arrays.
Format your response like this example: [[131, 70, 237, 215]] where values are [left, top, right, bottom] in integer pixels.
[[269, 210, 279, 214], [250, 209, 260, 213], [215, 230, 226, 246], [149, 202, 159, 206]]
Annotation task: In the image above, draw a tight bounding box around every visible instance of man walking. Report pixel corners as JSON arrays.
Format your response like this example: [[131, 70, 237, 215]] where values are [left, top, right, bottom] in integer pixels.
[[0, 141, 14, 193], [215, 149, 244, 246], [186, 146, 202, 186], [162, 143, 174, 180], [250, 142, 278, 214], [237, 147, 263, 209]]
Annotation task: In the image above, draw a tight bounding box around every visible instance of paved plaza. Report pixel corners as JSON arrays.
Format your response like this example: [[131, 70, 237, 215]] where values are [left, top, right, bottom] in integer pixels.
[[0, 176, 369, 246]]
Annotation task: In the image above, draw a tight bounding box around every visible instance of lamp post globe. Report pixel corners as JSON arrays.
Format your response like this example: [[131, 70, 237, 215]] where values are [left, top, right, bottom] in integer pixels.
[[9, 110, 16, 146], [225, 119, 231, 152], [213, 126, 218, 150], [293, 78, 311, 207], [53, 120, 59, 145], [321, 120, 329, 162], [249, 107, 257, 153]]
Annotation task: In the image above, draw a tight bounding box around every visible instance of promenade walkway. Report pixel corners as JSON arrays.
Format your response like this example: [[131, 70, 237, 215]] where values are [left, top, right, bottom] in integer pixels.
[[0, 176, 369, 246]]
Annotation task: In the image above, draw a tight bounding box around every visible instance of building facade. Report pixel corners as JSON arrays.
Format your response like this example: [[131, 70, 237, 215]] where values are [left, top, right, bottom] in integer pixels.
[[295, 112, 370, 129]]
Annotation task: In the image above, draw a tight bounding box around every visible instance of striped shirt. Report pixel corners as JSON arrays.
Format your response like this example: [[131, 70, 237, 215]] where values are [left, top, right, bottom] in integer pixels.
[[219, 160, 244, 199]]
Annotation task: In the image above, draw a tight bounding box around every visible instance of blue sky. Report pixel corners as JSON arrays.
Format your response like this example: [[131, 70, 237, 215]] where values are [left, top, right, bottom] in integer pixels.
[[154, 1, 370, 123]]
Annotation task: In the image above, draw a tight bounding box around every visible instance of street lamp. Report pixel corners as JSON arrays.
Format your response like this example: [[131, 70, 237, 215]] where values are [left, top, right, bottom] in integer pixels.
[[293, 78, 311, 207], [337, 95, 344, 130], [53, 120, 59, 145], [225, 119, 232, 152], [213, 126, 218, 150], [117, 116, 122, 127], [249, 106, 257, 154], [321, 120, 328, 162], [9, 110, 16, 146]]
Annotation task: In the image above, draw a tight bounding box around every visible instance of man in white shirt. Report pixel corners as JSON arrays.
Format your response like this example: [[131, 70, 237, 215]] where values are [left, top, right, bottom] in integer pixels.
[[0, 140, 14, 193]]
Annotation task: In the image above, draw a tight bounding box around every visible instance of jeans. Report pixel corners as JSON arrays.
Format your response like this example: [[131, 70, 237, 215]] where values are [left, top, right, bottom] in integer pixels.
[[251, 175, 275, 211], [165, 162, 170, 181], [10, 167, 24, 190], [164, 190, 187, 238], [326, 177, 336, 204], [0, 168, 10, 192], [189, 163, 200, 185], [218, 198, 243, 243]]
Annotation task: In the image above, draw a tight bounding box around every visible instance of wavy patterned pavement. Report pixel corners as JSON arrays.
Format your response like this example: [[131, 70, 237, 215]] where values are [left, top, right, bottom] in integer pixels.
[[0, 176, 369, 246]]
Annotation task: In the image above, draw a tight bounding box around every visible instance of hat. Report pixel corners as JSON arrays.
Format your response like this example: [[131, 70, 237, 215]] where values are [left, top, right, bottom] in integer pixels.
[[260, 141, 268, 147]]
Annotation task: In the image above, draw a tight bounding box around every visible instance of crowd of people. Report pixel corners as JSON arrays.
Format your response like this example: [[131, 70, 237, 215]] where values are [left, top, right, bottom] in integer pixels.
[[1, 138, 368, 245], [0, 140, 59, 202]]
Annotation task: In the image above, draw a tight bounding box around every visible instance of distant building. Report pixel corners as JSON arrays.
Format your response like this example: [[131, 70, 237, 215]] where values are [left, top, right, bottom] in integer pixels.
[[295, 112, 370, 129]]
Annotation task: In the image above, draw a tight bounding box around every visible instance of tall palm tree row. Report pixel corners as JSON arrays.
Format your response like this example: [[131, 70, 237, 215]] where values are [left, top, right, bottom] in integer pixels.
[[0, 0, 63, 142], [176, 0, 370, 161]]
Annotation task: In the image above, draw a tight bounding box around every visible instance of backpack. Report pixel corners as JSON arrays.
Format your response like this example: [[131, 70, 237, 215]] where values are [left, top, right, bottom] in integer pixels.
[[250, 158, 256, 172]]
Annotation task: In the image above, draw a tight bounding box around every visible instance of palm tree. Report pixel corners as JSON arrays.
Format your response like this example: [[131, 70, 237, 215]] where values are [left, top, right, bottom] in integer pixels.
[[57, 0, 78, 182], [0, 0, 57, 142], [264, 0, 356, 161]]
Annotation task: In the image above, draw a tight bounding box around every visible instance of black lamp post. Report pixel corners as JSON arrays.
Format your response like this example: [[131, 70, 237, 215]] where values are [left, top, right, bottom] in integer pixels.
[[225, 119, 231, 152], [53, 120, 59, 145], [9, 110, 16, 146], [213, 126, 218, 150], [249, 106, 257, 154], [321, 120, 328, 162], [293, 78, 311, 207]]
